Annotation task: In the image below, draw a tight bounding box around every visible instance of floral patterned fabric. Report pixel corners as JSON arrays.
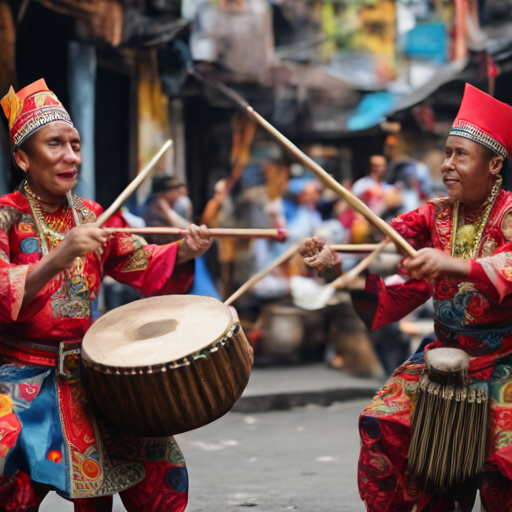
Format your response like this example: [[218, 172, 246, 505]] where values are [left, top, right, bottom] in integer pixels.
[[359, 190, 512, 511], [0, 191, 194, 511]]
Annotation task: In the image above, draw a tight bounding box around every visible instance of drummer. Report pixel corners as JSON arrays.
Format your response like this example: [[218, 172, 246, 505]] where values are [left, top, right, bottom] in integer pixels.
[[0, 80, 212, 511], [302, 85, 512, 510]]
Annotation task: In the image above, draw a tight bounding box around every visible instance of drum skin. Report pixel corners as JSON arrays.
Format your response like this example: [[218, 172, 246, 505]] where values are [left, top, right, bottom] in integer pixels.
[[82, 324, 253, 437]]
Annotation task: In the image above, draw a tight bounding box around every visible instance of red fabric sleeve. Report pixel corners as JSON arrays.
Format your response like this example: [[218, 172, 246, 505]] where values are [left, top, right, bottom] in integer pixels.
[[0, 199, 58, 323], [102, 212, 194, 297], [390, 202, 434, 251], [365, 274, 433, 330], [469, 254, 512, 305]]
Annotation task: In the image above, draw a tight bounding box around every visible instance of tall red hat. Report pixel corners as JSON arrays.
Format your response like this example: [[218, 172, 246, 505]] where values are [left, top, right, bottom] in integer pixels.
[[450, 84, 512, 160], [1, 79, 73, 148]]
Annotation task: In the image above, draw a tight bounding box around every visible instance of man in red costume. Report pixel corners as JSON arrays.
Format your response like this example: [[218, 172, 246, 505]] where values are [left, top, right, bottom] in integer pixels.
[[303, 84, 512, 511], [0, 79, 212, 511]]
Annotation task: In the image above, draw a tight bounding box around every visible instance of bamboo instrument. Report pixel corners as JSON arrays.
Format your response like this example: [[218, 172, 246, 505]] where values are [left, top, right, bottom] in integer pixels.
[[190, 69, 417, 258], [94, 139, 173, 227], [106, 227, 288, 241], [331, 243, 396, 253], [224, 243, 300, 306]]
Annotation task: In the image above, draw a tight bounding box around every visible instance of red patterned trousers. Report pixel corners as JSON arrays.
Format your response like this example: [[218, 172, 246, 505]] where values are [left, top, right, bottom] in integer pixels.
[[0, 457, 188, 512], [359, 353, 512, 512]]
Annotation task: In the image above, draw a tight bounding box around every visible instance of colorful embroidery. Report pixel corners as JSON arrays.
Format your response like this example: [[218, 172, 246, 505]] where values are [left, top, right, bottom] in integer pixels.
[[0, 206, 21, 233], [5, 266, 29, 321], [73, 196, 97, 224], [17, 213, 36, 234], [20, 237, 39, 254], [482, 237, 497, 257], [56, 376, 145, 498], [120, 242, 151, 273]]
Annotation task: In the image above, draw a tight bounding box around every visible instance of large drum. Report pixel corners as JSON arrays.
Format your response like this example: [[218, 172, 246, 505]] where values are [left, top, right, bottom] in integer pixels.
[[82, 295, 253, 437]]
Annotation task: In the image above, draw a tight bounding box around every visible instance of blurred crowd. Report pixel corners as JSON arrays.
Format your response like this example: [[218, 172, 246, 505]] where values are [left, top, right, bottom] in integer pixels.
[[102, 135, 444, 379]]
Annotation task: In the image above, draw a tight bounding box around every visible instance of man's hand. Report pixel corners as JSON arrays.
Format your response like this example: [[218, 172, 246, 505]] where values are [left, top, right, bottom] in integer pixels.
[[23, 225, 111, 306], [57, 225, 110, 267], [177, 224, 213, 264], [300, 236, 338, 275], [402, 248, 471, 280], [299, 235, 325, 258]]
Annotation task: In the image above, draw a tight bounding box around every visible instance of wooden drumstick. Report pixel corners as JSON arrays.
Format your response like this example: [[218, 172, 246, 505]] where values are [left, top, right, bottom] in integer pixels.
[[106, 227, 288, 241], [224, 242, 300, 306], [189, 69, 417, 258], [331, 243, 396, 253], [247, 109, 416, 258], [94, 139, 173, 227], [330, 239, 389, 290]]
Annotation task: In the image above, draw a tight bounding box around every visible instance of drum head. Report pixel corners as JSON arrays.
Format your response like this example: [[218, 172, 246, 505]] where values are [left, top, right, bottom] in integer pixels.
[[82, 295, 233, 368]]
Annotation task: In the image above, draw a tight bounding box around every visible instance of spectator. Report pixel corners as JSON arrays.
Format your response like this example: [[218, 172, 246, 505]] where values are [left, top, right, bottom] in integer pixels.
[[140, 176, 186, 244], [384, 135, 432, 211], [349, 155, 401, 243], [352, 154, 401, 218]]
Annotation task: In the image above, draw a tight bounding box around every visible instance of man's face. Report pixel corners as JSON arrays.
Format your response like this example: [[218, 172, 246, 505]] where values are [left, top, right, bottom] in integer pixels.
[[369, 156, 387, 179], [442, 136, 499, 208], [15, 122, 81, 200]]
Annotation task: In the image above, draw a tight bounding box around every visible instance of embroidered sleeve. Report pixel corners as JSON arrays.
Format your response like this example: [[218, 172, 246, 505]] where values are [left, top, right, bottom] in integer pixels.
[[470, 245, 512, 304], [390, 202, 434, 251], [103, 213, 194, 297], [364, 274, 433, 330], [0, 206, 29, 322]]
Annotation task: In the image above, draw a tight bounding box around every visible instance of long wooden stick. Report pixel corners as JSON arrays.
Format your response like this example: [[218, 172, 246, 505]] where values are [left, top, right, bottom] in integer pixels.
[[330, 239, 389, 290], [247, 109, 417, 258], [224, 242, 300, 306], [331, 243, 396, 253], [190, 69, 417, 258], [94, 139, 173, 227], [106, 227, 288, 241]]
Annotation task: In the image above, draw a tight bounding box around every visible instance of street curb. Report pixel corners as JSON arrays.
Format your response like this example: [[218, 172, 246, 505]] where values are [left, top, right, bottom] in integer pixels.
[[232, 387, 378, 413]]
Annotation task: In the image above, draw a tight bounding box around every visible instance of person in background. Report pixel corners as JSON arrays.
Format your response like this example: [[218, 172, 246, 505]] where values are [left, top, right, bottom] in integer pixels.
[[352, 155, 401, 218], [173, 184, 193, 222], [140, 176, 185, 244], [384, 134, 432, 211]]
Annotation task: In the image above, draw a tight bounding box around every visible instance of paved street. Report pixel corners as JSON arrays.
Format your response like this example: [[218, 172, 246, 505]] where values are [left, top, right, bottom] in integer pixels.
[[41, 401, 365, 511], [39, 400, 481, 511]]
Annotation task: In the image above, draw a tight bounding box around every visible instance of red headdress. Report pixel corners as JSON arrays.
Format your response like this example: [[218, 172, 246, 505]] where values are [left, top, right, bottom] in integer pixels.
[[450, 84, 512, 160], [1, 79, 73, 148]]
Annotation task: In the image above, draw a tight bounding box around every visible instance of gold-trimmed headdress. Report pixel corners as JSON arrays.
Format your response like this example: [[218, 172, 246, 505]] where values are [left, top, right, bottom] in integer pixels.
[[1, 79, 73, 148]]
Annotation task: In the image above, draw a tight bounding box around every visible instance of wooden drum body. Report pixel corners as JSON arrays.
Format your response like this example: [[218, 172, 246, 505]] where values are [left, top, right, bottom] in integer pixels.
[[82, 295, 253, 437]]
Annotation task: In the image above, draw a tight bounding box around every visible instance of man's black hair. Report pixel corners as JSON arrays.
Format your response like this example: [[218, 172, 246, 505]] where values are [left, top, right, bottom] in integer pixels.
[[480, 144, 512, 191]]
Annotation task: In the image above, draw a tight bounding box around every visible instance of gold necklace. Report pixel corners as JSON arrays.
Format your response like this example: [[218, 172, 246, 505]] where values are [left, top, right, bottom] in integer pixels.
[[23, 181, 64, 206], [451, 175, 502, 258], [24, 181, 75, 255]]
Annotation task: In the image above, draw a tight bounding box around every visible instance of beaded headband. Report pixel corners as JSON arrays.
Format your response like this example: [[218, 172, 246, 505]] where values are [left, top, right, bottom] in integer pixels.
[[449, 120, 508, 160]]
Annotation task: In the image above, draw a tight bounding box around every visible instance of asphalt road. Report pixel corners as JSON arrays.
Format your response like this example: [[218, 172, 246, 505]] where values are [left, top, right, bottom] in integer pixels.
[[39, 400, 481, 511]]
